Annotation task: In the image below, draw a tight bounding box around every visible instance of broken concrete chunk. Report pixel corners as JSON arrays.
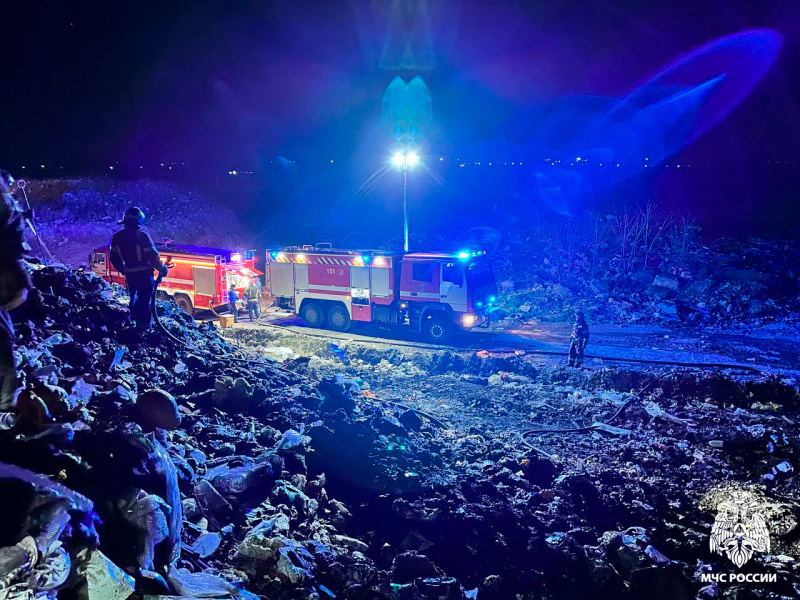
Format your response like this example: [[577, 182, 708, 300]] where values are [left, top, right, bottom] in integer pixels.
[[652, 275, 679, 290], [79, 550, 135, 600]]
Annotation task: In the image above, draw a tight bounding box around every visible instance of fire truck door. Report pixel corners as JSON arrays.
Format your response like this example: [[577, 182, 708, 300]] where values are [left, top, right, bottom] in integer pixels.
[[441, 262, 467, 312], [269, 262, 294, 297], [370, 266, 390, 298], [350, 266, 369, 294], [294, 264, 309, 306]]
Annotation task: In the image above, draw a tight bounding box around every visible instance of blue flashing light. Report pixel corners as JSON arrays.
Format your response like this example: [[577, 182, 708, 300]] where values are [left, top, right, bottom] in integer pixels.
[[489, 295, 496, 304], [457, 250, 471, 260], [477, 301, 483, 308], [269, 251, 279, 259], [361, 254, 372, 264]]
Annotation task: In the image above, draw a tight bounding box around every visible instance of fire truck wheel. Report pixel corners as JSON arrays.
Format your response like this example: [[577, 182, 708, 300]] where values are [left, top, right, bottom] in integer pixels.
[[327, 305, 351, 332], [423, 314, 454, 343], [301, 301, 326, 328], [175, 294, 193, 314]]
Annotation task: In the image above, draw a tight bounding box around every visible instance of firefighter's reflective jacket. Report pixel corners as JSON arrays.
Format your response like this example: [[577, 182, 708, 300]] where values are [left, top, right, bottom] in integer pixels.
[[109, 227, 167, 276]]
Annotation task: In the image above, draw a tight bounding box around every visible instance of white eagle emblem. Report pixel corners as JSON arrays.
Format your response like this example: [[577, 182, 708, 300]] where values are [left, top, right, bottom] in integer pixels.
[[710, 494, 770, 568]]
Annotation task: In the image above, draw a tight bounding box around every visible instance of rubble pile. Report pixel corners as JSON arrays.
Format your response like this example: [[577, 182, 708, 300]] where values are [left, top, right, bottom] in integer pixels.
[[493, 230, 800, 332], [4, 264, 800, 599], [2, 265, 424, 599], [25, 179, 251, 267], [232, 326, 800, 598]]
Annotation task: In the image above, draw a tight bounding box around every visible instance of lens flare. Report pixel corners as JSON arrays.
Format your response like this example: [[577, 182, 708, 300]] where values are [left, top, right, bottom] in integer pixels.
[[533, 29, 782, 215]]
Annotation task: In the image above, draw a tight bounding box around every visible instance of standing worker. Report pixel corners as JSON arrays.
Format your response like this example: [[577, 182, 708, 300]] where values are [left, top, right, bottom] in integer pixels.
[[0, 171, 32, 415], [244, 278, 261, 322], [567, 311, 590, 368], [227, 285, 240, 323], [109, 207, 168, 330]]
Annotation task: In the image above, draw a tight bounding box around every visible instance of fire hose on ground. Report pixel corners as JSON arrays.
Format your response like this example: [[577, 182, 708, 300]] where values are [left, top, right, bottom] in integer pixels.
[[520, 368, 682, 457], [151, 274, 286, 371]]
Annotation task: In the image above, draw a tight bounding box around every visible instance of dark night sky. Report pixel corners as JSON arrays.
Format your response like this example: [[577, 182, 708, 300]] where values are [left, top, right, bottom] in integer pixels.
[[2, 1, 799, 167], [2, 0, 800, 237]]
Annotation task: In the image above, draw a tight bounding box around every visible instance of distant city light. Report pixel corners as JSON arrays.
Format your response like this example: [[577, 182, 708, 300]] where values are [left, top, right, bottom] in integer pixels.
[[40, 164, 45, 169], [109, 166, 114, 170], [330, 159, 334, 163], [439, 157, 444, 161]]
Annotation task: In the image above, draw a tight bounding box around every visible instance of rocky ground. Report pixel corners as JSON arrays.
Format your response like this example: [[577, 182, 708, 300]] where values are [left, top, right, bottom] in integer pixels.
[[3, 263, 800, 599], [492, 230, 800, 335], [0, 266, 800, 600]]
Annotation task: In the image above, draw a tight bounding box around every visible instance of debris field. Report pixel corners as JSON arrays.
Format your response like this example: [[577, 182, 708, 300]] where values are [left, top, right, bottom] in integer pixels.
[[3, 264, 800, 599]]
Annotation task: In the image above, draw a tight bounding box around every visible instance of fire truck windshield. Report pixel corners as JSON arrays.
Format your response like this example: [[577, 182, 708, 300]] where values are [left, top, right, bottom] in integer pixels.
[[466, 257, 496, 304]]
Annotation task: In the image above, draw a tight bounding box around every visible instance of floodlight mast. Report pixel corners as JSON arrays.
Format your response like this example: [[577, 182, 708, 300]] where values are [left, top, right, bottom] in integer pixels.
[[391, 151, 419, 252]]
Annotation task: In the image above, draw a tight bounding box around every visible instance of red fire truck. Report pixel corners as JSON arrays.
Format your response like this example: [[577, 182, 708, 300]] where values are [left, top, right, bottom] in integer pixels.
[[266, 245, 497, 342], [90, 243, 261, 314]]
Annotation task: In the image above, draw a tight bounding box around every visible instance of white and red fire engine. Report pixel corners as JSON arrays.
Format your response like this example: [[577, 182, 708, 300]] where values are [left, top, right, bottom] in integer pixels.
[[90, 243, 261, 314], [266, 245, 497, 342]]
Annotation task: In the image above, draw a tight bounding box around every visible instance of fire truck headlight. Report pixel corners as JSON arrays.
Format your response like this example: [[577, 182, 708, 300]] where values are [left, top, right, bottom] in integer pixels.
[[462, 313, 478, 327]]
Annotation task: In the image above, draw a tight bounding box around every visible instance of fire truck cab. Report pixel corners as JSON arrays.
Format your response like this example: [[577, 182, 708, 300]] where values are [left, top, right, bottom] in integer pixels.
[[267, 246, 497, 343], [90, 243, 260, 315]]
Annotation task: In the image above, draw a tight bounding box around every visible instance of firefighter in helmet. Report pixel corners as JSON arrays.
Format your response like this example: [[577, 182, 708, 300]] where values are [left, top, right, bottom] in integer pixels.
[[0, 170, 33, 413], [109, 207, 168, 330], [567, 310, 590, 368]]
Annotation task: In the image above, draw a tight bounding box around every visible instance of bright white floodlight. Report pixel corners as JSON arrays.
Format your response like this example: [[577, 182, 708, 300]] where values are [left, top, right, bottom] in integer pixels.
[[391, 152, 405, 168], [406, 152, 420, 167]]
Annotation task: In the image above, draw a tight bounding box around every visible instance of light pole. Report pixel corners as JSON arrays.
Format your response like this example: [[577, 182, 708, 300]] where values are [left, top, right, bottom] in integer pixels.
[[391, 151, 419, 252]]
